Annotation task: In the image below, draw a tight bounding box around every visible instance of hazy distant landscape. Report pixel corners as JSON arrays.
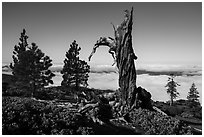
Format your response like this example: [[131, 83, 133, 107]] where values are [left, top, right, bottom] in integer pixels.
[[3, 63, 202, 103], [43, 64, 204, 103]]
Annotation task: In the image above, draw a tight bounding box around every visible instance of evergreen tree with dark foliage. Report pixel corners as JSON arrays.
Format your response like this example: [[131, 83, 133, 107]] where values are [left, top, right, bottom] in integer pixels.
[[10, 29, 55, 97], [61, 40, 90, 91], [10, 29, 28, 69], [187, 83, 200, 107], [165, 74, 180, 106]]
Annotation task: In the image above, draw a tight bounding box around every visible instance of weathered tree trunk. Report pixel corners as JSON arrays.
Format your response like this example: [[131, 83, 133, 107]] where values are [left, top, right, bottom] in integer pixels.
[[88, 8, 138, 109], [115, 8, 137, 108], [89, 8, 153, 112], [170, 95, 173, 106]]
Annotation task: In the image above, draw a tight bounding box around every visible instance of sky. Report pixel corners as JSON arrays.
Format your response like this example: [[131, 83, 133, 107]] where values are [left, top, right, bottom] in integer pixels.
[[2, 2, 202, 66]]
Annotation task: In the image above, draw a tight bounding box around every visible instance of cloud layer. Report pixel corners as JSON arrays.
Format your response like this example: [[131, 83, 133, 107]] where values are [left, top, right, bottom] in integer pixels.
[[51, 71, 202, 103], [3, 63, 201, 76], [2, 63, 202, 103]]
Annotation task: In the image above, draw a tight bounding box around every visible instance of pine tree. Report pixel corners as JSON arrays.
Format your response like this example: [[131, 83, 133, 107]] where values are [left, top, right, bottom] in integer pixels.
[[165, 74, 180, 106], [10, 29, 29, 89], [187, 83, 200, 107], [10, 29, 28, 70], [10, 29, 55, 97], [61, 40, 90, 91]]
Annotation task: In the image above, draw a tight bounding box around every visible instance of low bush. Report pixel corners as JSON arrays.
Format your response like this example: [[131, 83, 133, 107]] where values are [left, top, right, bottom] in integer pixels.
[[3, 87, 31, 97], [183, 106, 202, 120], [2, 96, 95, 135], [163, 106, 183, 116], [180, 112, 194, 119], [129, 108, 192, 135], [34, 87, 66, 100], [94, 96, 113, 122]]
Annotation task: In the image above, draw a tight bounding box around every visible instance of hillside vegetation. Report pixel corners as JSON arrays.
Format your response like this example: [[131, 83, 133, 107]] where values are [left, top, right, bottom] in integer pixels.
[[3, 73, 201, 135]]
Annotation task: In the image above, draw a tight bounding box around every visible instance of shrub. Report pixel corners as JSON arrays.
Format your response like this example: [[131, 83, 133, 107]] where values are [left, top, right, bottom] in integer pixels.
[[180, 112, 194, 119], [129, 108, 192, 135], [34, 87, 66, 100], [2, 96, 94, 135], [94, 96, 113, 122], [3, 87, 31, 97], [163, 106, 183, 116], [184, 106, 202, 120], [3, 86, 67, 101]]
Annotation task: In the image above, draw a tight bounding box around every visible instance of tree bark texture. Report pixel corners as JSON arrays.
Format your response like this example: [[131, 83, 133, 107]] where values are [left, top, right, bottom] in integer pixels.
[[89, 8, 138, 109], [114, 8, 137, 108]]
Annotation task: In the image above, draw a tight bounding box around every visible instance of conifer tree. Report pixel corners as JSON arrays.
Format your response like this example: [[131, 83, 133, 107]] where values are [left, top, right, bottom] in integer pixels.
[[10, 29, 55, 97], [61, 40, 90, 91], [165, 74, 180, 106], [187, 83, 200, 107], [10, 29, 28, 70]]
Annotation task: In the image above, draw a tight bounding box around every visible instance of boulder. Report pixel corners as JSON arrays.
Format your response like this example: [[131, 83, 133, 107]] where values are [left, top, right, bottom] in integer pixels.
[[136, 86, 153, 110]]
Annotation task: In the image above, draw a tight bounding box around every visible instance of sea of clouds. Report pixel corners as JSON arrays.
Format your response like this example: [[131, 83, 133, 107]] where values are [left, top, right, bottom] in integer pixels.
[[2, 63, 202, 103], [49, 63, 202, 103]]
